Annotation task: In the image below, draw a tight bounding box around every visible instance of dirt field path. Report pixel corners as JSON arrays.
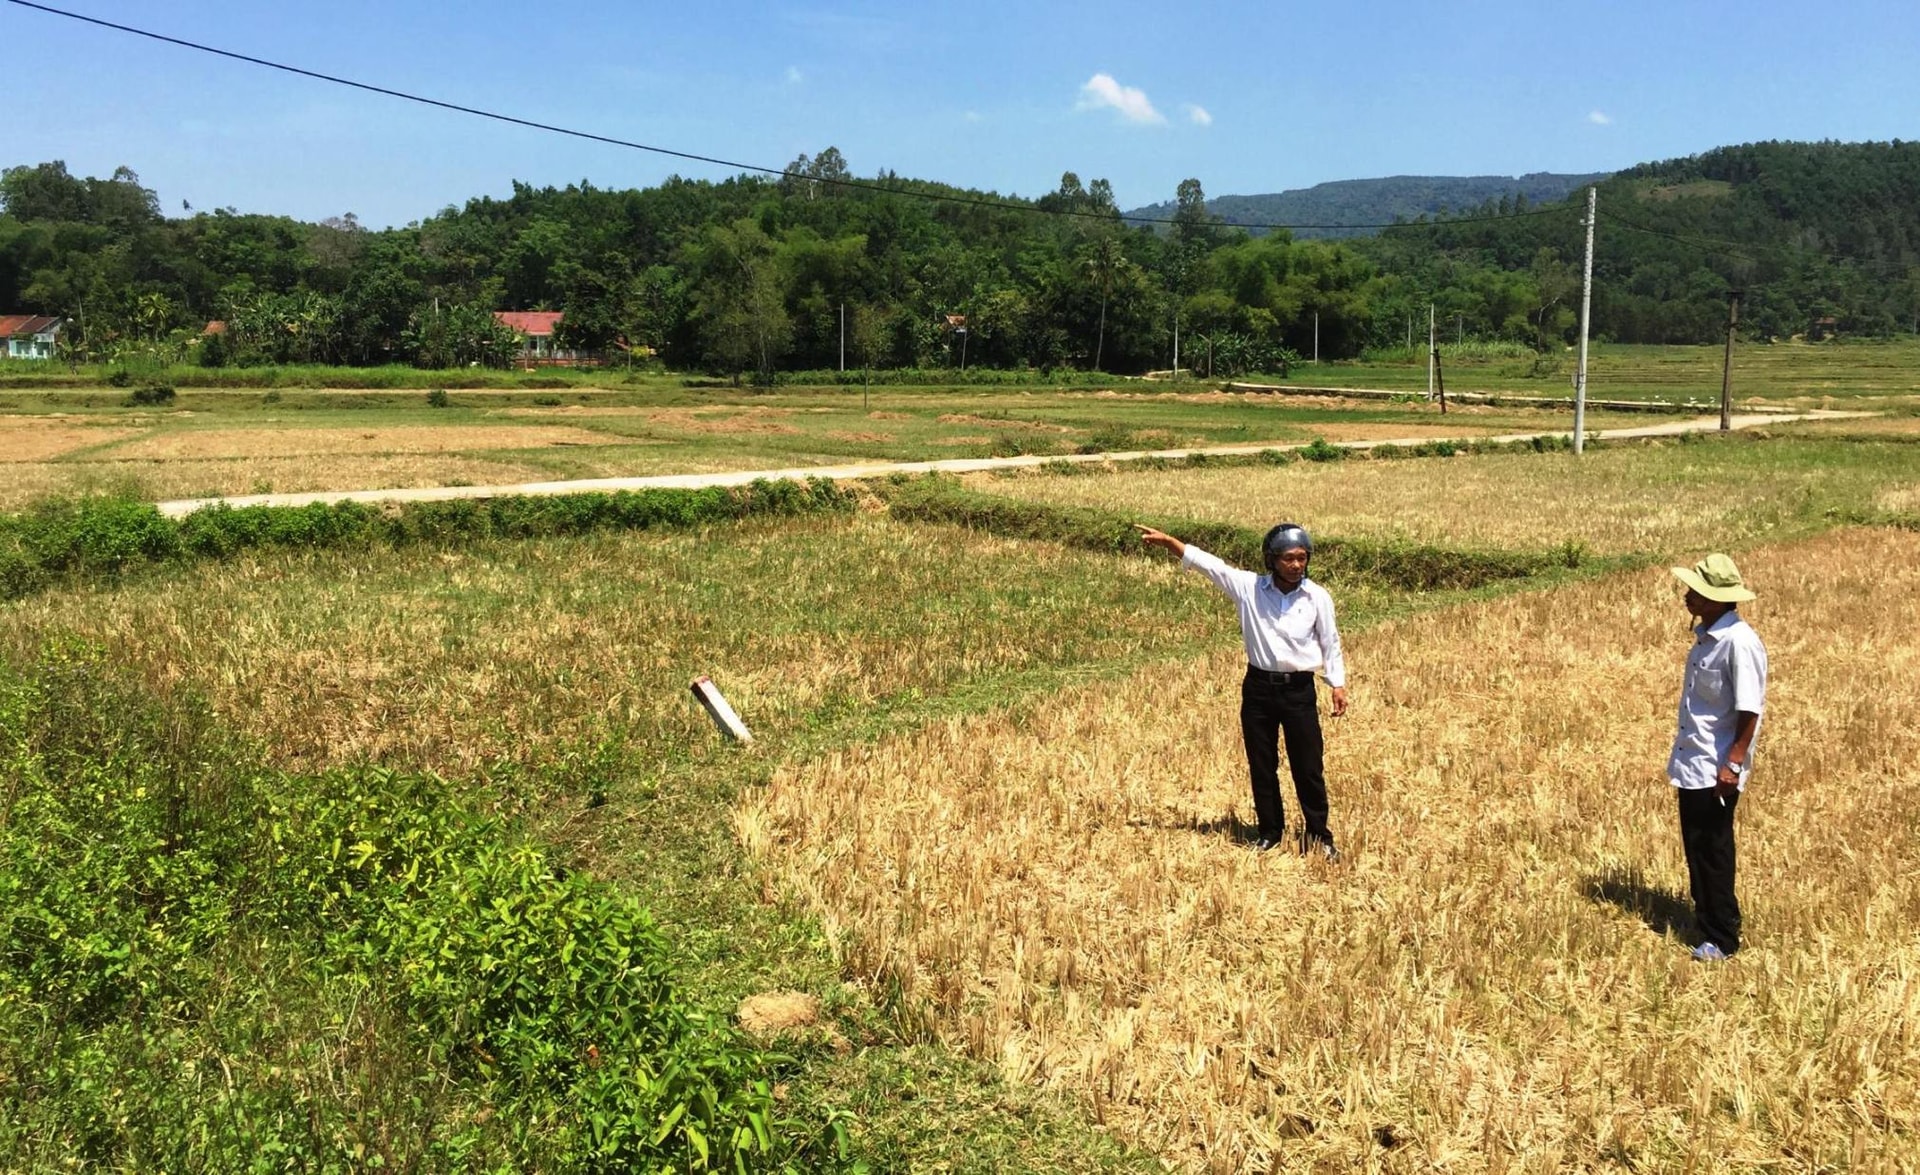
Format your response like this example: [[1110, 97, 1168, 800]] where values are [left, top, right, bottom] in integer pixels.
[[153, 410, 1875, 517]]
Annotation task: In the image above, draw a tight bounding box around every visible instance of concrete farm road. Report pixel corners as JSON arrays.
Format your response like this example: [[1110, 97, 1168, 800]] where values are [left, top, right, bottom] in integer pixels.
[[153, 410, 1875, 518]]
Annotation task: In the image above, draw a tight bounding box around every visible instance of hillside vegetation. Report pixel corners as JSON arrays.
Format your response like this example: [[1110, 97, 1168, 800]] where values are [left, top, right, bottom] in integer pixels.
[[3, 141, 1914, 379]]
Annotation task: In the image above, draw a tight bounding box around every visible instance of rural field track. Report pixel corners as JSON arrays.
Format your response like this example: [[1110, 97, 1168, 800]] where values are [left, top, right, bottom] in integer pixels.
[[153, 409, 1876, 518]]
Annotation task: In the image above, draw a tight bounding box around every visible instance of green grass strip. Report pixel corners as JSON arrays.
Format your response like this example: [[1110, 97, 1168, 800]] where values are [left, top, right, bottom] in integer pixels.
[[878, 474, 1586, 591], [0, 479, 855, 601]]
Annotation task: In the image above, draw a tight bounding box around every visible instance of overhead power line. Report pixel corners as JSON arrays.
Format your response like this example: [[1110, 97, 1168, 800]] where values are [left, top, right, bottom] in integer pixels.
[[6, 0, 1575, 234]]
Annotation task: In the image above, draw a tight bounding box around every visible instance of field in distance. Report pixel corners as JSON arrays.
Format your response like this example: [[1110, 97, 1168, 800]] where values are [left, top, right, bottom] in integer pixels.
[[967, 434, 1920, 557], [0, 384, 1642, 512], [1292, 337, 1920, 405]]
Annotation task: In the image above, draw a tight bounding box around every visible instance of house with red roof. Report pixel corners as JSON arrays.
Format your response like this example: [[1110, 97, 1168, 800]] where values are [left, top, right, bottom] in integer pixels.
[[492, 310, 564, 361], [1, 314, 63, 360]]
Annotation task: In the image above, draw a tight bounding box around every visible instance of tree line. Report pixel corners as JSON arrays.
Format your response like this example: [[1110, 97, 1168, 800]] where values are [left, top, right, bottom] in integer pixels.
[[3, 140, 1915, 377]]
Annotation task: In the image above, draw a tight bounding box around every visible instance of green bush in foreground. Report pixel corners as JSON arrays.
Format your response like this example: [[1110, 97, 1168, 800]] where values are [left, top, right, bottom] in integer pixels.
[[0, 478, 855, 600], [0, 644, 844, 1170]]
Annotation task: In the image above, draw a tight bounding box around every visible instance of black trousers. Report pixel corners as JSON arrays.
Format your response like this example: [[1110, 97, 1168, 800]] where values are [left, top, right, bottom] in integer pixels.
[[1239, 668, 1332, 846], [1677, 787, 1741, 954]]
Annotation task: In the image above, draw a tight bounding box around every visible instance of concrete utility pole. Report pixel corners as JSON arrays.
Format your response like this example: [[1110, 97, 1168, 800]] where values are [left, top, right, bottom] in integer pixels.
[[839, 303, 846, 372], [1573, 186, 1597, 455], [1313, 311, 1320, 363], [1427, 304, 1435, 400], [1173, 312, 1180, 375], [1720, 290, 1742, 431]]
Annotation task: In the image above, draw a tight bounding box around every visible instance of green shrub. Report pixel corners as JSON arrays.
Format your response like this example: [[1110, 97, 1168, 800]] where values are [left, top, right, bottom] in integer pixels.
[[127, 383, 176, 406], [427, 387, 451, 408], [0, 646, 845, 1170], [0, 481, 855, 602], [1300, 437, 1346, 462]]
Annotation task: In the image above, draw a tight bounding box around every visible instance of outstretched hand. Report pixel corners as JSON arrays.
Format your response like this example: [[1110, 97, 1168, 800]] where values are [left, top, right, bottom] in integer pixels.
[[1135, 524, 1185, 558]]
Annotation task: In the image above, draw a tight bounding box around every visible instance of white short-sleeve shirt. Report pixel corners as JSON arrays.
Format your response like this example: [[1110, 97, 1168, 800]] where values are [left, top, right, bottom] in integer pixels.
[[1180, 545, 1346, 687], [1668, 610, 1767, 791]]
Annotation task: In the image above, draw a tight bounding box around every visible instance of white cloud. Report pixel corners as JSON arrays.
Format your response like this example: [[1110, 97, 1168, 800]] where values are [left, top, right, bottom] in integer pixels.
[[1185, 104, 1213, 127], [1077, 73, 1164, 125], [1588, 110, 1612, 125], [786, 66, 804, 85]]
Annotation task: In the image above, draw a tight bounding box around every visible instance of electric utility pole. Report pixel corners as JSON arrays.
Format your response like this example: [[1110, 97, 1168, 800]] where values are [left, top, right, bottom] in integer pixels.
[[1574, 186, 1596, 455], [1427, 304, 1435, 400], [1720, 290, 1742, 431]]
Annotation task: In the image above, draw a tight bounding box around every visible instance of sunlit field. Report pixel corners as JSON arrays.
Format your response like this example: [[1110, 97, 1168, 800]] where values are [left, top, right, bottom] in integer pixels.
[[0, 384, 1646, 510], [1299, 338, 1920, 404], [7, 428, 1919, 1170], [741, 527, 1920, 1172], [966, 436, 1920, 556]]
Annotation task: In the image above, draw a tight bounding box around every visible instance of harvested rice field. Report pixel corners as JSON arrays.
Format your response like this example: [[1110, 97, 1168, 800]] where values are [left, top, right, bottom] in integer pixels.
[[740, 526, 1920, 1172], [966, 436, 1920, 555]]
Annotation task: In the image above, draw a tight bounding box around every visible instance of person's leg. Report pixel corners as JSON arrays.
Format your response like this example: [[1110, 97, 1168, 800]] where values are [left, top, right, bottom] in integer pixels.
[[1277, 680, 1332, 849], [1677, 788, 1741, 953], [1239, 672, 1286, 842]]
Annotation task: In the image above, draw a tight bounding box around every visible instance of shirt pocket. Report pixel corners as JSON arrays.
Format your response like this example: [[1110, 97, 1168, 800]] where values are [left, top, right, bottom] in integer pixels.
[[1688, 653, 1729, 707]]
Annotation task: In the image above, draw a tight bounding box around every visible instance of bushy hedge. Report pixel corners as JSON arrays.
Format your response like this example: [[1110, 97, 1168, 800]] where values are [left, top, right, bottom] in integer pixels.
[[0, 645, 845, 1169], [0, 479, 854, 600], [880, 476, 1582, 590]]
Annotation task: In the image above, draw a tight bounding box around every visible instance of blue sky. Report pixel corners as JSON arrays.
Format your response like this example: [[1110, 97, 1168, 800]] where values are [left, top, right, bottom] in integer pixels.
[[6, 0, 1917, 227]]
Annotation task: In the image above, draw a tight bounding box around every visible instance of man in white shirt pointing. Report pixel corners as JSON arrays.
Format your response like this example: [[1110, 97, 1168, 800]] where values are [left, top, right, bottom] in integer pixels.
[[1137, 521, 1347, 858]]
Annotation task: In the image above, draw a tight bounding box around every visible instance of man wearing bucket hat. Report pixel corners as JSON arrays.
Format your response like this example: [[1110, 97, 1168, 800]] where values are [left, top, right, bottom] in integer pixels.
[[1668, 552, 1768, 962], [1135, 521, 1346, 859]]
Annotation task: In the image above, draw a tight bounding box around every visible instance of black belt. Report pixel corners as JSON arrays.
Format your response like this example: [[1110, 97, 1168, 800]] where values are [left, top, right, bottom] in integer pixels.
[[1246, 665, 1316, 686]]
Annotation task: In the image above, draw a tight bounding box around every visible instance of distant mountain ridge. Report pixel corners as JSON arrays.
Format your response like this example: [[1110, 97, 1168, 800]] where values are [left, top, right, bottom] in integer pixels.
[[1125, 172, 1610, 238]]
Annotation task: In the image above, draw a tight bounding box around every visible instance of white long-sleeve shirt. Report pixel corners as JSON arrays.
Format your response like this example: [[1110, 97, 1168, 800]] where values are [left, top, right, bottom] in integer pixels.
[[1180, 545, 1346, 687], [1668, 610, 1767, 791]]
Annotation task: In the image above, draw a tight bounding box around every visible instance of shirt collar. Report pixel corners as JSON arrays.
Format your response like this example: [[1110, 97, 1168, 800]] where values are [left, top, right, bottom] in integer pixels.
[[1694, 610, 1743, 641]]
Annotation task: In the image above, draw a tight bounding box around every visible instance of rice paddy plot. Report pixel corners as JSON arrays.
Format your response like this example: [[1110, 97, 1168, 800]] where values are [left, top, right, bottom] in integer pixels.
[[741, 527, 1920, 1172], [965, 436, 1920, 557]]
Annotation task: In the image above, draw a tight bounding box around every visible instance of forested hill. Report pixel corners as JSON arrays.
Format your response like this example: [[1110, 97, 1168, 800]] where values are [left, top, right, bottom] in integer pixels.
[[2, 141, 1915, 375], [1125, 173, 1609, 238], [1361, 140, 1920, 342]]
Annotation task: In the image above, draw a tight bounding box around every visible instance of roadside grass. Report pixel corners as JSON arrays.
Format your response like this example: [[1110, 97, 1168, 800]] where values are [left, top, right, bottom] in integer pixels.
[[742, 527, 1920, 1171], [965, 434, 1920, 557], [1292, 337, 1920, 403], [0, 384, 1648, 510]]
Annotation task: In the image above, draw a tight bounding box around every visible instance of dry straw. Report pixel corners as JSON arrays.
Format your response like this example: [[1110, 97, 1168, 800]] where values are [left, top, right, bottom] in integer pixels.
[[741, 528, 1920, 1172]]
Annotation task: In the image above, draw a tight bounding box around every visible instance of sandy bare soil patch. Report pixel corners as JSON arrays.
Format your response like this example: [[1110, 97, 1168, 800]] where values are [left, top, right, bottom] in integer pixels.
[[0, 418, 144, 462], [104, 425, 628, 461], [825, 431, 895, 443], [742, 529, 1920, 1171], [934, 435, 994, 446]]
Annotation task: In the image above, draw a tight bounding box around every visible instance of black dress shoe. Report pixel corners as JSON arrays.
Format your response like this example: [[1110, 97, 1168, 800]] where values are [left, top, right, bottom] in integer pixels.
[[1254, 836, 1281, 852]]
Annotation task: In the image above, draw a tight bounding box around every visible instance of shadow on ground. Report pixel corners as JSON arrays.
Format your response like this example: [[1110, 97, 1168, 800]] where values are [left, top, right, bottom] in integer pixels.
[[1584, 865, 1697, 942]]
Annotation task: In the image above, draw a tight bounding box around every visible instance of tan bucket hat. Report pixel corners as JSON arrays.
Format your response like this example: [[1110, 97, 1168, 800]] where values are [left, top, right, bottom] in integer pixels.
[[1671, 553, 1756, 603]]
